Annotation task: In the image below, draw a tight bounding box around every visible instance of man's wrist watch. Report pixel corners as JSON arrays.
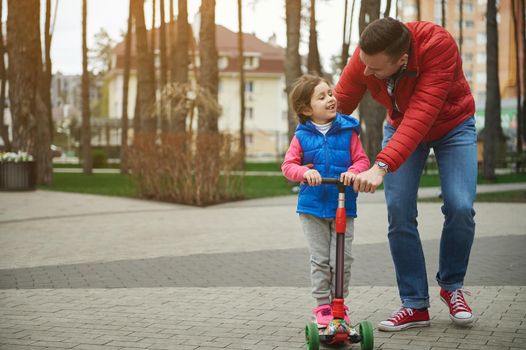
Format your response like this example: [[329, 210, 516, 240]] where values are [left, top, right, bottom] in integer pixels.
[[375, 161, 389, 174]]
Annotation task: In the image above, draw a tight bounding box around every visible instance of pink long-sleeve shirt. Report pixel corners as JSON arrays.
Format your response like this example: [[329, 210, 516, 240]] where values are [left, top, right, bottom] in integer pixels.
[[281, 131, 370, 182]]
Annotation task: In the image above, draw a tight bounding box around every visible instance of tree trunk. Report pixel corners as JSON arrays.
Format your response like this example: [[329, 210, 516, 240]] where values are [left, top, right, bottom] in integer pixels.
[[132, 0, 156, 134], [360, 91, 386, 163], [359, 0, 386, 164], [121, 0, 132, 174], [511, 0, 523, 172], [171, 0, 189, 133], [521, 0, 526, 145], [43, 0, 53, 141], [238, 0, 246, 159], [0, 0, 10, 150], [483, 0, 501, 179], [441, 0, 446, 27], [416, 0, 421, 21], [168, 0, 174, 81], [340, 0, 349, 72], [195, 0, 221, 206], [344, 0, 357, 67], [81, 0, 92, 174], [383, 0, 391, 18], [459, 0, 463, 57], [150, 0, 157, 94], [7, 0, 52, 184], [159, 0, 168, 133], [198, 0, 219, 133], [285, 0, 302, 142], [307, 0, 322, 76], [341, 0, 358, 70]]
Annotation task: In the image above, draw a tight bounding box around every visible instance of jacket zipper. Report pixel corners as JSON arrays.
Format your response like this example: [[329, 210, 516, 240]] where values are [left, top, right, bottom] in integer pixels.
[[390, 75, 402, 113]]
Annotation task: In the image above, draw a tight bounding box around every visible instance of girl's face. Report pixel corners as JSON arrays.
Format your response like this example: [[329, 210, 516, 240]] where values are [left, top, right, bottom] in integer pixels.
[[304, 81, 337, 124]]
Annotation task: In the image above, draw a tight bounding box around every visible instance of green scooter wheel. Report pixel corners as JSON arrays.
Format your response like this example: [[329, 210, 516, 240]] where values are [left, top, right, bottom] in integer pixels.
[[305, 322, 320, 350], [359, 320, 374, 350]]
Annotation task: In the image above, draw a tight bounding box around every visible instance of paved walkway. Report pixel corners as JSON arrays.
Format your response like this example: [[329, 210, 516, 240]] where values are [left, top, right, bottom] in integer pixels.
[[0, 186, 525, 350]]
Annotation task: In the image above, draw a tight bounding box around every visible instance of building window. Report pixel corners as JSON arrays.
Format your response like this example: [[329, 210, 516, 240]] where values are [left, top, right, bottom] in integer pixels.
[[476, 52, 486, 64], [462, 53, 474, 62], [245, 81, 254, 93], [218, 56, 229, 70], [464, 37, 474, 46], [245, 107, 254, 119], [456, 20, 475, 29], [477, 33, 486, 45], [476, 72, 486, 84], [245, 133, 253, 145], [463, 3, 474, 13], [244, 56, 259, 69]]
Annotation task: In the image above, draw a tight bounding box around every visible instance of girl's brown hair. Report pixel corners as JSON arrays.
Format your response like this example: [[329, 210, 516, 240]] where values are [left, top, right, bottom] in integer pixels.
[[289, 74, 331, 124]]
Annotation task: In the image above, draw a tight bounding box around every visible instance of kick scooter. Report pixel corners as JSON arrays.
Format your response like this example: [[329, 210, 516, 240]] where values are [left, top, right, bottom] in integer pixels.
[[305, 178, 374, 350]]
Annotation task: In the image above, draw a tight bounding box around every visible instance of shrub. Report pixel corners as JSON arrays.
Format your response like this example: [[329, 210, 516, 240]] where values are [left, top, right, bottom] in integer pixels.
[[128, 132, 244, 206], [92, 149, 108, 168]]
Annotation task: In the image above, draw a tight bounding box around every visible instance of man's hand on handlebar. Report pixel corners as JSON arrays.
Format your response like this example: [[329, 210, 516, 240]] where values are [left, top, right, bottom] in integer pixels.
[[340, 171, 357, 186]]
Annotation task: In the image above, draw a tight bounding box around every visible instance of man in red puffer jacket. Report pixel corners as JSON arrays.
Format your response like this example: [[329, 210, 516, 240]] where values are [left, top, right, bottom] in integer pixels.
[[334, 17, 477, 331]]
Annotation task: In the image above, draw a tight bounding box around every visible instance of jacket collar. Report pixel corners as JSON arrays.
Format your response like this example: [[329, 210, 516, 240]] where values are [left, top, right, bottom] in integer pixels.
[[299, 114, 344, 135], [403, 34, 419, 78]]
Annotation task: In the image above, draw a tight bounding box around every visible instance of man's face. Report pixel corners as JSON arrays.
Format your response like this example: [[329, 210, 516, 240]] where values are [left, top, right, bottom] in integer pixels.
[[359, 51, 408, 80]]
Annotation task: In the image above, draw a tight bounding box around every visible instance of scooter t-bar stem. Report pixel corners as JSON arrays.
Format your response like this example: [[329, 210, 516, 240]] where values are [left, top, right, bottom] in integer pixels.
[[317, 178, 347, 319]]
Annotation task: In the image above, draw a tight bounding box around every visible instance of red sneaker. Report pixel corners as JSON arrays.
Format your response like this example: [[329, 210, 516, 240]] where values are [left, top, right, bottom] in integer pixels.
[[378, 307, 430, 332], [440, 288, 473, 325]]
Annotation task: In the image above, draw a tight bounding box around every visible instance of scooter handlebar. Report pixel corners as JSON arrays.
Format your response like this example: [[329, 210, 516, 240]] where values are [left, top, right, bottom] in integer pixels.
[[320, 178, 342, 186]]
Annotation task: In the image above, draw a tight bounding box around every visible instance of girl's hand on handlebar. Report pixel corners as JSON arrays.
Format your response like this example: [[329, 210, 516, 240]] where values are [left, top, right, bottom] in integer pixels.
[[340, 171, 357, 186], [303, 169, 322, 186]]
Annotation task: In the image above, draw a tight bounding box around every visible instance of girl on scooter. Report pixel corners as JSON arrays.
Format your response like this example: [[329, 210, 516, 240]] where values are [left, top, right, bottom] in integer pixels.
[[282, 74, 370, 327]]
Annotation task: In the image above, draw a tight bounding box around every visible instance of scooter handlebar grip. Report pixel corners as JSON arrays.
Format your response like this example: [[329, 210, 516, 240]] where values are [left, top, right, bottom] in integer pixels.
[[320, 178, 340, 185]]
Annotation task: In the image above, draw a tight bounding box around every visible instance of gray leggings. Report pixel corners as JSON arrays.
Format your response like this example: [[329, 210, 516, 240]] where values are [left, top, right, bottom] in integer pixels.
[[300, 214, 355, 306]]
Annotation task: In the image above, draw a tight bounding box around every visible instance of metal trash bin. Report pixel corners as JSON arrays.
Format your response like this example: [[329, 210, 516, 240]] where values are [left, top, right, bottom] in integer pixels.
[[0, 161, 37, 191]]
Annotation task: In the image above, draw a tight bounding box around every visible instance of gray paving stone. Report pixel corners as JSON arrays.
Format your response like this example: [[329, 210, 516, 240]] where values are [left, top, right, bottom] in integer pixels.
[[1, 189, 525, 349], [1, 235, 524, 290]]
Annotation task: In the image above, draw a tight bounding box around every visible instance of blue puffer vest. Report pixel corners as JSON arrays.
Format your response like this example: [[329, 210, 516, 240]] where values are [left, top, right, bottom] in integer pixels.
[[296, 113, 360, 218]]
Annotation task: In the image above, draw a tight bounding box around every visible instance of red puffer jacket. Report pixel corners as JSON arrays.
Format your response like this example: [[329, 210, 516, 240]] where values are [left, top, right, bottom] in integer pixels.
[[334, 21, 475, 172]]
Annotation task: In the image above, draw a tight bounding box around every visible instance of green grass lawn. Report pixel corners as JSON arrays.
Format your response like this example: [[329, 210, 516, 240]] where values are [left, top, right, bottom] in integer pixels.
[[40, 170, 526, 203], [244, 162, 282, 172], [52, 163, 120, 169], [40, 172, 296, 200], [40, 173, 138, 198]]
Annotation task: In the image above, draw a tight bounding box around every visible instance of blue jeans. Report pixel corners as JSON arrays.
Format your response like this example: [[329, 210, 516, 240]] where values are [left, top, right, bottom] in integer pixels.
[[382, 117, 477, 309]]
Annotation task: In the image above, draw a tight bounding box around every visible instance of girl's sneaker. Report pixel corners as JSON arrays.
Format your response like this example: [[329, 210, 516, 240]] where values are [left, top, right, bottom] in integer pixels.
[[440, 288, 473, 325], [378, 307, 430, 332], [312, 304, 333, 327]]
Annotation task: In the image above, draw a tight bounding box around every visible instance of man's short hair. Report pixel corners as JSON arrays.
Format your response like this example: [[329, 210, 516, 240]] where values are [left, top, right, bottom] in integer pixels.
[[359, 17, 411, 61]]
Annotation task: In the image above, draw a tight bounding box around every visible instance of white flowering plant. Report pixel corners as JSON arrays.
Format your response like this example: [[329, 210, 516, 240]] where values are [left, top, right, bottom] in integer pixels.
[[0, 151, 34, 162]]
